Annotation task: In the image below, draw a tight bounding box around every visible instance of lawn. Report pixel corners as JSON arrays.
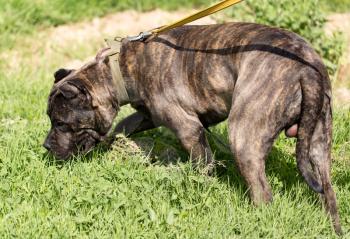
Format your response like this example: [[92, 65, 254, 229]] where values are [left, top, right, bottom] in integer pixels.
[[0, 0, 349, 238]]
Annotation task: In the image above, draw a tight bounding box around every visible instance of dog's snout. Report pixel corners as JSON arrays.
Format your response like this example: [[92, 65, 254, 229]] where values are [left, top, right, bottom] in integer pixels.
[[43, 140, 51, 151]]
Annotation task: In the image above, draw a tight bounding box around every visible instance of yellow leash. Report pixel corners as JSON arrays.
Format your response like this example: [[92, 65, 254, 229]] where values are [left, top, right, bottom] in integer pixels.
[[127, 0, 244, 41]]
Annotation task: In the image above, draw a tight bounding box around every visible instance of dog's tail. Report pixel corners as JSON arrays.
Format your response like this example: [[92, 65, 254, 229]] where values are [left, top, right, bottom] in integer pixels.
[[297, 65, 342, 235], [297, 66, 324, 193]]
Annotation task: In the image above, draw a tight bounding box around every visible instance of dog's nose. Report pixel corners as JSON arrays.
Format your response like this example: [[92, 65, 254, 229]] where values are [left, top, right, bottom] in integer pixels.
[[43, 141, 51, 151]]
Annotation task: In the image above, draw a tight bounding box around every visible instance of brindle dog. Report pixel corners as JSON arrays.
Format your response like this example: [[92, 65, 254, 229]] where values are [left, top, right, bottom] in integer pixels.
[[44, 23, 342, 234]]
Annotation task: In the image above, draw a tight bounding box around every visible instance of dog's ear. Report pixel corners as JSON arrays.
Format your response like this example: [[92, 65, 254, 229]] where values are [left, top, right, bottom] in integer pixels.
[[54, 69, 73, 83], [59, 82, 80, 99], [96, 48, 111, 63]]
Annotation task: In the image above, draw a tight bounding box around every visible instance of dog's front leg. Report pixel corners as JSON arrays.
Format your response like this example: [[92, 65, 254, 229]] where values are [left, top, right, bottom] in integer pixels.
[[162, 109, 215, 175], [107, 112, 156, 145]]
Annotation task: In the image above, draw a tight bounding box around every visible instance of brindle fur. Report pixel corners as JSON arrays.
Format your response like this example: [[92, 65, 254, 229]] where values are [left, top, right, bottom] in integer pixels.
[[44, 23, 342, 234]]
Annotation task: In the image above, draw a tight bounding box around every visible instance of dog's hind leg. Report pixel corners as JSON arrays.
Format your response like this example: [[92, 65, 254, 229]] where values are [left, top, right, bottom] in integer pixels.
[[227, 97, 276, 205], [309, 98, 342, 235]]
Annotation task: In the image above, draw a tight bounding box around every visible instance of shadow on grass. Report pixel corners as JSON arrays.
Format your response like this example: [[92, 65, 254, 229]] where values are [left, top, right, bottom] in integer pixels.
[[128, 126, 307, 195], [42, 125, 318, 199], [211, 143, 306, 196]]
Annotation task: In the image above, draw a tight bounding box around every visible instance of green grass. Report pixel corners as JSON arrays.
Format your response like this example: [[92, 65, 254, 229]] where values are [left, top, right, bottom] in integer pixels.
[[320, 0, 350, 13], [0, 1, 349, 238]]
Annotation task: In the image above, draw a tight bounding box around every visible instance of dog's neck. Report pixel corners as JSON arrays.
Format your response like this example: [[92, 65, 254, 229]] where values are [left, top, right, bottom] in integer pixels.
[[103, 39, 131, 107], [108, 54, 130, 106]]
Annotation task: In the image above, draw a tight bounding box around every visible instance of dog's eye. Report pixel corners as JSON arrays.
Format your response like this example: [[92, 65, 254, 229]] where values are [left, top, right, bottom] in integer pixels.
[[56, 121, 65, 127], [55, 121, 72, 132]]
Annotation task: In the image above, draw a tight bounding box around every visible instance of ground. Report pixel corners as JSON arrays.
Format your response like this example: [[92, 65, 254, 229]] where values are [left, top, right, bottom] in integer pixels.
[[326, 12, 350, 106], [0, 8, 349, 238]]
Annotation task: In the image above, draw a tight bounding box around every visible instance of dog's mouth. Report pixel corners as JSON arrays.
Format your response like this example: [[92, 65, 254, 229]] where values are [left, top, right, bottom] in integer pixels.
[[46, 142, 75, 161], [44, 128, 107, 160], [76, 129, 106, 155], [77, 137, 97, 155]]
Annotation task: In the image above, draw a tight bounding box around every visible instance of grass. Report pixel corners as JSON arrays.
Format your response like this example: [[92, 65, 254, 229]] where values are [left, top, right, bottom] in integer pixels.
[[0, 1, 349, 238], [320, 0, 350, 13], [0, 102, 349, 238]]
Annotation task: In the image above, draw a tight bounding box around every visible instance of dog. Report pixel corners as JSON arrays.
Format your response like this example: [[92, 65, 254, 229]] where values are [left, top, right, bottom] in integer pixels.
[[44, 23, 342, 234]]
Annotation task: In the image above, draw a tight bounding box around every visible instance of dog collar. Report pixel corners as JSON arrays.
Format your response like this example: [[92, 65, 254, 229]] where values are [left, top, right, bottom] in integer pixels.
[[104, 38, 130, 106]]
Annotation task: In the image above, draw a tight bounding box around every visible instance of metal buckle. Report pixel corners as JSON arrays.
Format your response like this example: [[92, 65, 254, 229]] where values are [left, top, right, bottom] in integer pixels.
[[114, 37, 123, 42], [126, 31, 153, 42]]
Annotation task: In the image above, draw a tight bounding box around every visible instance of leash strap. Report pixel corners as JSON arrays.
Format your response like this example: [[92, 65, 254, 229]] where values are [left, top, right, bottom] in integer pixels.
[[127, 0, 244, 41]]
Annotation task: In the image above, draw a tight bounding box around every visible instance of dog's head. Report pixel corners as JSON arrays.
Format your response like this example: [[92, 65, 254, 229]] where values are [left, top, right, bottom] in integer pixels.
[[44, 52, 119, 159]]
